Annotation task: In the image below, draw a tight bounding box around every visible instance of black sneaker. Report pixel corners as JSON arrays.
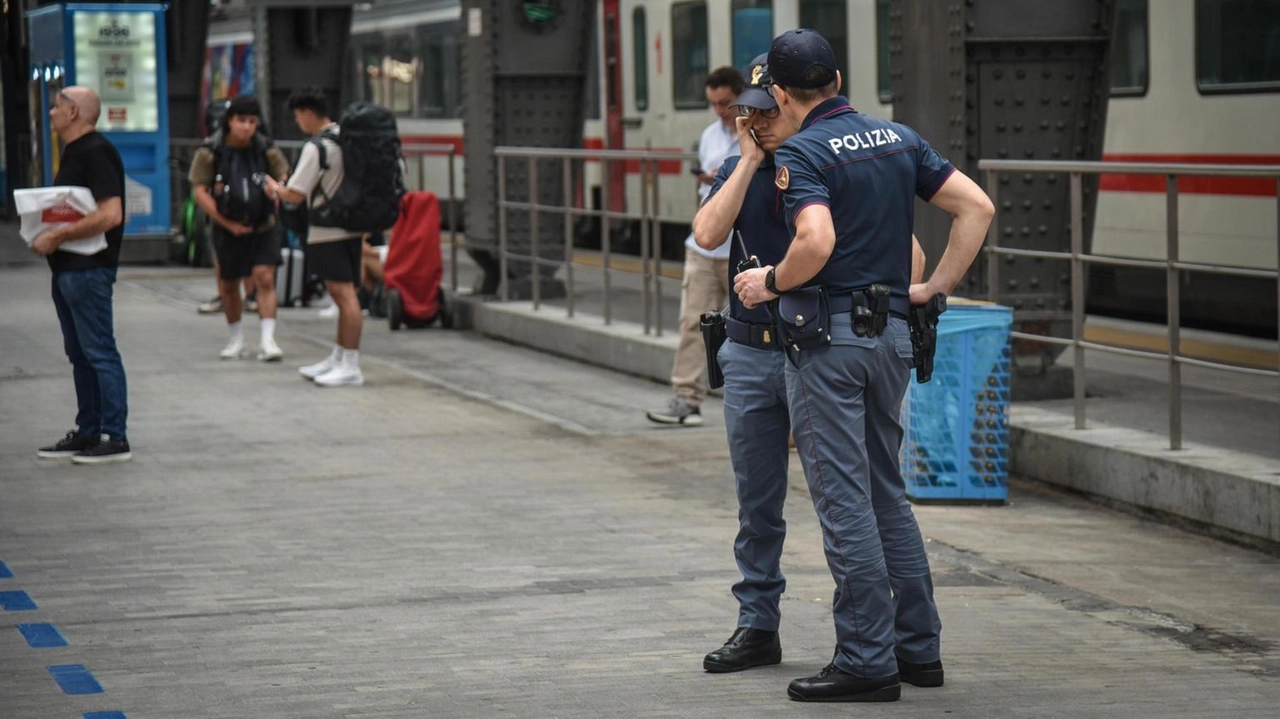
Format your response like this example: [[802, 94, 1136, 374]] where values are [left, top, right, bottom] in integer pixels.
[[71, 438, 132, 465], [36, 431, 100, 459]]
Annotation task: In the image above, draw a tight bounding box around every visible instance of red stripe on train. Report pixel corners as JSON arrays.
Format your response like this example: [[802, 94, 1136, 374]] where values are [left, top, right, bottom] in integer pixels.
[[1099, 154, 1280, 197], [399, 135, 685, 175]]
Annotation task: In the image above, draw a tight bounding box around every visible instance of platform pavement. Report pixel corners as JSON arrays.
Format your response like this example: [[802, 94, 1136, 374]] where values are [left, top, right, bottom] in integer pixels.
[[3, 257, 1280, 717]]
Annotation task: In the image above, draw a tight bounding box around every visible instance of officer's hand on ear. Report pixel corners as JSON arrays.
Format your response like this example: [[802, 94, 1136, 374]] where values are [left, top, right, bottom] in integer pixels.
[[735, 115, 764, 165]]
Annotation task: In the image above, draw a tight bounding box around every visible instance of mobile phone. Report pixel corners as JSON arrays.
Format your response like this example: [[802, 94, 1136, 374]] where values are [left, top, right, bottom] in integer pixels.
[[689, 168, 703, 176], [749, 129, 760, 145]]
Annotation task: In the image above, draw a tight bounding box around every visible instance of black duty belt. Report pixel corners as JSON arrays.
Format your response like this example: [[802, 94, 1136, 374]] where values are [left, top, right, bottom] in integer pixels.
[[828, 290, 910, 320], [726, 317, 781, 350]]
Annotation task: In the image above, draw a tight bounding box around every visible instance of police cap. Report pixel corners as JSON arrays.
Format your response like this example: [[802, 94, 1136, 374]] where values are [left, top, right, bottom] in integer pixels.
[[733, 53, 777, 111], [767, 29, 838, 89]]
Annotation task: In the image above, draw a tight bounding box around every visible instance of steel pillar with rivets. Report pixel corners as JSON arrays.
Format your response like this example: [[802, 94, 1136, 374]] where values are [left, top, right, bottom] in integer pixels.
[[462, 0, 595, 298], [889, 0, 1115, 390]]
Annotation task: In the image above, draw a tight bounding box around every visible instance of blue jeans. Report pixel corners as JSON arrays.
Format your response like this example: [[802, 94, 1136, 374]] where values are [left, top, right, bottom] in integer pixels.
[[52, 268, 129, 441], [786, 316, 940, 678], [718, 339, 791, 631]]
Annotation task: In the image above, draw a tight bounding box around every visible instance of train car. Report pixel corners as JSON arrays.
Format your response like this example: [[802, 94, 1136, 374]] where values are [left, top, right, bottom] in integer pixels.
[[206, 0, 1278, 338], [1091, 0, 1278, 338]]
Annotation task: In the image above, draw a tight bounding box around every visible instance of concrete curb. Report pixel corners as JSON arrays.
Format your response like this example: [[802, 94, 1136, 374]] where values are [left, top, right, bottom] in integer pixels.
[[458, 294, 1280, 545], [1011, 406, 1279, 543]]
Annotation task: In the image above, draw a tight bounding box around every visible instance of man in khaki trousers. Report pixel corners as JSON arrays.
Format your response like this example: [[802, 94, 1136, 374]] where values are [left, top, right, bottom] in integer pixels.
[[647, 66, 744, 427]]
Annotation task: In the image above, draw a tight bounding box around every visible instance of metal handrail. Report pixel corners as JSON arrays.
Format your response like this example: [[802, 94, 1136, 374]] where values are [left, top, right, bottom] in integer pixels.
[[979, 159, 1280, 450], [169, 138, 461, 292], [493, 145, 699, 335]]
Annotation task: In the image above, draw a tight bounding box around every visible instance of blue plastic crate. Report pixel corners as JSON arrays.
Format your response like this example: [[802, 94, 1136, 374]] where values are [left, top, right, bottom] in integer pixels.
[[900, 301, 1013, 502]]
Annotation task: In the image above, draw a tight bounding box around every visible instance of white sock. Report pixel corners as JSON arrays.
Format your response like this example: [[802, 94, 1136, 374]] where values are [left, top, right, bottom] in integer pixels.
[[342, 349, 360, 368], [229, 321, 243, 340], [329, 345, 343, 362], [261, 318, 276, 344]]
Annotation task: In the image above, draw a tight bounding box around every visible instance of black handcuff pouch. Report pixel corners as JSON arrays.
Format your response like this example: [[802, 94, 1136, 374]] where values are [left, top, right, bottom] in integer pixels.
[[775, 286, 831, 351]]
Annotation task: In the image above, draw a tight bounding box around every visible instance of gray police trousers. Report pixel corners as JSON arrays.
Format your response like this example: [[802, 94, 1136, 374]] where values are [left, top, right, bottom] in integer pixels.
[[718, 338, 790, 631], [785, 315, 942, 679]]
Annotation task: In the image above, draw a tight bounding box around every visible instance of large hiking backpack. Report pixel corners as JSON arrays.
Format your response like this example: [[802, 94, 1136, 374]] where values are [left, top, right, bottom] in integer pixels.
[[205, 130, 275, 227], [310, 102, 405, 232]]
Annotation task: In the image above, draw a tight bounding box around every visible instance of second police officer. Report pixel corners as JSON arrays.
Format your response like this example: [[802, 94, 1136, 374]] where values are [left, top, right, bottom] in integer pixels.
[[695, 54, 928, 677], [735, 29, 994, 702]]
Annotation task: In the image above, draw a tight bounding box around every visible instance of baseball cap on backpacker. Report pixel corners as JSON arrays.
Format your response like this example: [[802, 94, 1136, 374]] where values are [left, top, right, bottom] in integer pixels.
[[734, 53, 777, 111], [767, 28, 838, 89]]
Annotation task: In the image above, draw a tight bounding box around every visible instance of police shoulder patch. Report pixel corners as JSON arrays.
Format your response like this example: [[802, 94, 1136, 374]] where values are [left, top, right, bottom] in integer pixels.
[[775, 165, 790, 191]]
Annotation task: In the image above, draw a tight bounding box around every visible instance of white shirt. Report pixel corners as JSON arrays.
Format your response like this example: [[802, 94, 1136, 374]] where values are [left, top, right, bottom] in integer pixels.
[[285, 123, 358, 244], [685, 119, 739, 259]]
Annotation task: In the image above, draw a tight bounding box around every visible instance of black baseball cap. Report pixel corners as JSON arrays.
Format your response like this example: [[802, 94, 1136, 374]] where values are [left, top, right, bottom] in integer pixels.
[[733, 53, 777, 111], [767, 29, 838, 89]]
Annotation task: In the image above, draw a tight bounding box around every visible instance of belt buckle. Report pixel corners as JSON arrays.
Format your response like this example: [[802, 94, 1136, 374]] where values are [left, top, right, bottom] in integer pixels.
[[761, 329, 772, 346]]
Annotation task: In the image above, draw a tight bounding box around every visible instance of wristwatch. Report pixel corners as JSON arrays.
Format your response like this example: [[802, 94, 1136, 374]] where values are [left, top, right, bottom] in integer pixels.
[[764, 267, 782, 295]]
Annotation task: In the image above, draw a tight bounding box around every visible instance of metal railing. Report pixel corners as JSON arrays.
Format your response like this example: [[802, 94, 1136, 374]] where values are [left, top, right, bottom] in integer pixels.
[[980, 159, 1280, 450], [169, 138, 461, 291], [493, 146, 698, 335]]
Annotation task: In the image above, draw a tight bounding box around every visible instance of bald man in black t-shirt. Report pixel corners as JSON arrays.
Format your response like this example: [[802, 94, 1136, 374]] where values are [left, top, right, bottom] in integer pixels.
[[31, 86, 132, 465]]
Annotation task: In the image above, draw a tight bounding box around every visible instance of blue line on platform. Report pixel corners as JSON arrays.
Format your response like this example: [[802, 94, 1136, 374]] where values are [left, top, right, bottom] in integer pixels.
[[48, 664, 104, 695], [84, 713, 127, 719], [0, 560, 12, 578], [17, 623, 69, 648], [0, 590, 38, 611]]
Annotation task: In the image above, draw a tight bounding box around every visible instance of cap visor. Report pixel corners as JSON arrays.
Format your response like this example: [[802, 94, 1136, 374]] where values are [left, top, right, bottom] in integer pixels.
[[733, 88, 776, 110]]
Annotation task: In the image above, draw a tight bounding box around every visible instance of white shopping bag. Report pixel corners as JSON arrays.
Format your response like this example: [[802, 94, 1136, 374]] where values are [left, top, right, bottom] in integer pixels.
[[13, 186, 109, 256]]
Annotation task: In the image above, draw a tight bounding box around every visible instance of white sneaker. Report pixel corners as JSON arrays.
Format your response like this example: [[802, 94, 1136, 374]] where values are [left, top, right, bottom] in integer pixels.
[[220, 336, 246, 360], [314, 364, 364, 387], [299, 357, 336, 379], [258, 337, 284, 362], [317, 303, 340, 319]]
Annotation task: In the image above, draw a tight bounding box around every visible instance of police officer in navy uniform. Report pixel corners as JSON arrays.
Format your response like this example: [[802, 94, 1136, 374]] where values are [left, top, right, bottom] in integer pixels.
[[735, 29, 994, 702], [696, 54, 929, 676]]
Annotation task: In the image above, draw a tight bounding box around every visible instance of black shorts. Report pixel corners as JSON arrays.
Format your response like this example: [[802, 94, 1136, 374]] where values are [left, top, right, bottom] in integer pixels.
[[307, 237, 363, 284], [213, 226, 281, 280]]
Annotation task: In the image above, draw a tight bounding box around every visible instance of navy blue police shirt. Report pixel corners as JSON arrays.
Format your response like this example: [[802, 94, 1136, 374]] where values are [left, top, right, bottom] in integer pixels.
[[773, 96, 955, 300], [706, 153, 792, 325]]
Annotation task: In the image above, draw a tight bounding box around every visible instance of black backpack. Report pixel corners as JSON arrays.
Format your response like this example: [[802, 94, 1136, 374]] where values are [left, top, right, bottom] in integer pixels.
[[309, 102, 405, 232], [206, 130, 275, 227]]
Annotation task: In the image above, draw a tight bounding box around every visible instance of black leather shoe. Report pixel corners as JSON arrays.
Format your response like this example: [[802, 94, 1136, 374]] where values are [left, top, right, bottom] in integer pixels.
[[897, 656, 944, 687], [787, 663, 901, 702], [703, 628, 782, 673]]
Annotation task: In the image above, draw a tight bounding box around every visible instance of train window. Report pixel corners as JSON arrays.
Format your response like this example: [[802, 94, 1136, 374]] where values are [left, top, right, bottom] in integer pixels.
[[1111, 0, 1148, 96], [357, 39, 388, 109], [799, 0, 847, 81], [633, 8, 649, 111], [1196, 0, 1280, 93], [876, 0, 891, 103], [731, 0, 773, 71], [387, 34, 417, 117], [672, 1, 709, 109], [417, 25, 461, 119]]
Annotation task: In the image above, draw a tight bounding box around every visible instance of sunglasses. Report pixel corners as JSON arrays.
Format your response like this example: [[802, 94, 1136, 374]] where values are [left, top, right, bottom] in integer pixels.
[[736, 105, 780, 119]]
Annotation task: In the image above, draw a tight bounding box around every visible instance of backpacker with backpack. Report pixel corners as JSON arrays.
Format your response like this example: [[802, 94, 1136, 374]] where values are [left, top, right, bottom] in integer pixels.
[[205, 129, 276, 228], [309, 102, 405, 232]]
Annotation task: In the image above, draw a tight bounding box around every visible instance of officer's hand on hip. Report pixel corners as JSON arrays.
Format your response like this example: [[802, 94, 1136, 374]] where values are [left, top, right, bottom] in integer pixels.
[[909, 282, 937, 305], [735, 265, 777, 309]]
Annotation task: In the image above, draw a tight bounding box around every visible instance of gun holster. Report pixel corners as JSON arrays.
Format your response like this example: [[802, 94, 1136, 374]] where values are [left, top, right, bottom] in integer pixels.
[[908, 293, 947, 383], [700, 309, 727, 390]]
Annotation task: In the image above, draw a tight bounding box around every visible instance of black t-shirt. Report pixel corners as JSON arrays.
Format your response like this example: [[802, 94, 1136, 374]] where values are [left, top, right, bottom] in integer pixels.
[[49, 132, 126, 273]]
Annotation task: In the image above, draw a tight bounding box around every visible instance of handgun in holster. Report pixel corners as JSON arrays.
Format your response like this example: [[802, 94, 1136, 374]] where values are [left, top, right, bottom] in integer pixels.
[[701, 309, 728, 390], [908, 293, 947, 383]]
